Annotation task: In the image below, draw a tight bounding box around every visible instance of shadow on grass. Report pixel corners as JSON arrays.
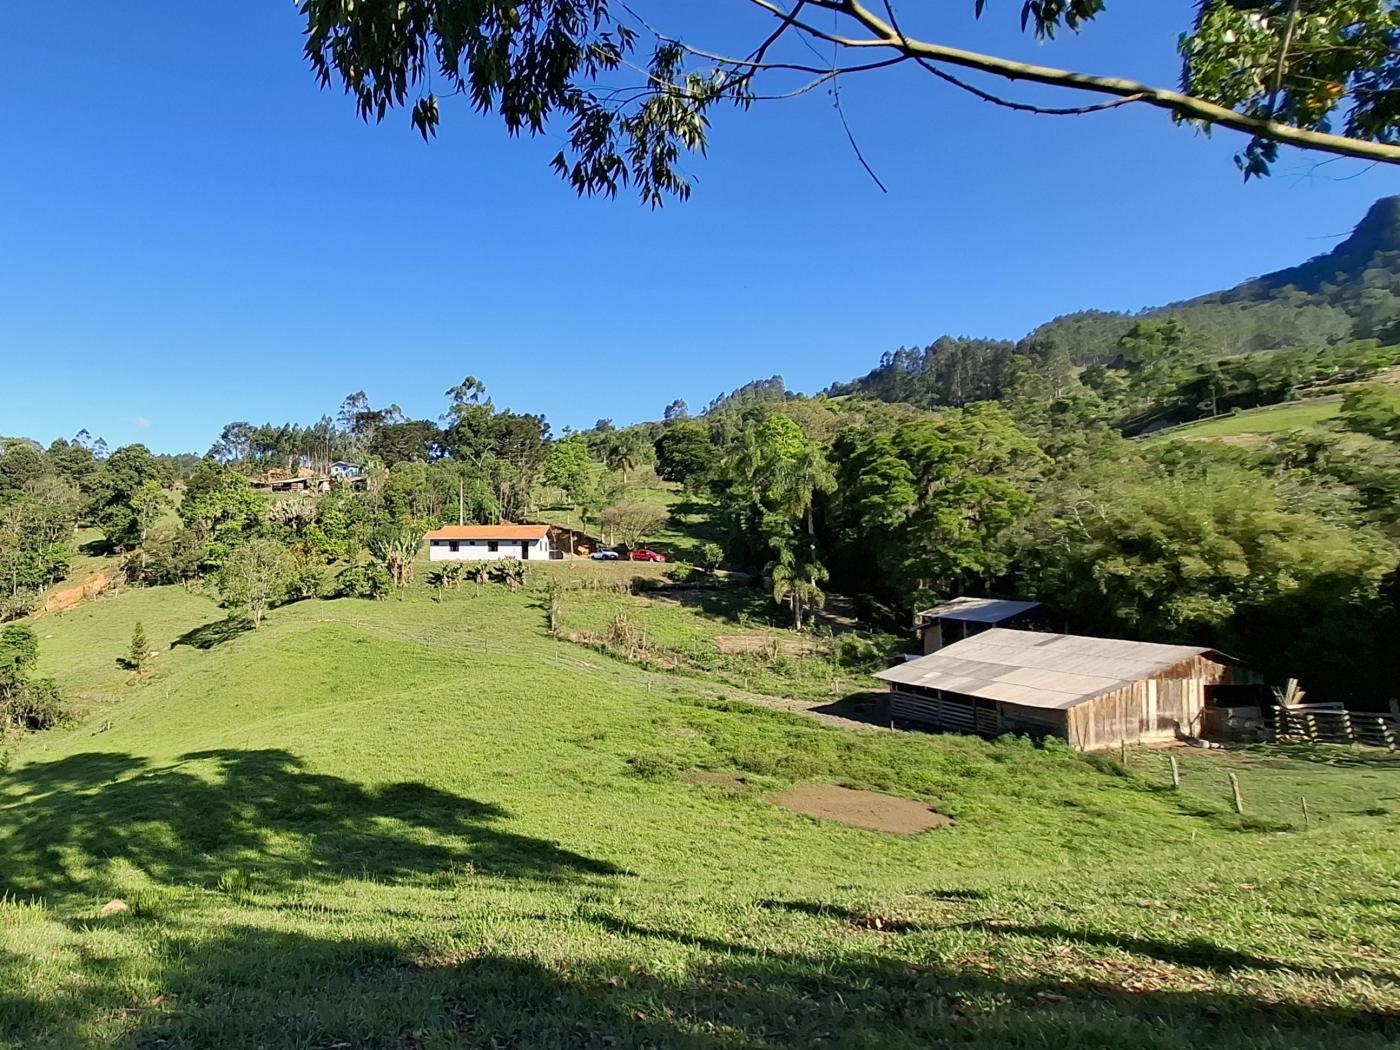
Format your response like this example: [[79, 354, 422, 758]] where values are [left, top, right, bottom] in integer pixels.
[[170, 616, 254, 650], [961, 921, 1397, 985], [0, 748, 619, 901], [5, 917, 1391, 1049], [756, 898, 925, 933], [76, 536, 116, 558], [1238, 742, 1400, 770], [809, 691, 890, 726]]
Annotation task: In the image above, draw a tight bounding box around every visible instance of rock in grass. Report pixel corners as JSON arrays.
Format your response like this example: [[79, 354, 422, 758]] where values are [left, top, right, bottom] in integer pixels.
[[98, 899, 130, 918]]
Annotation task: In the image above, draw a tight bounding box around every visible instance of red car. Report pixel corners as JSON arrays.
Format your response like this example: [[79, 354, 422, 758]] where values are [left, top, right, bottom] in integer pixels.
[[629, 548, 668, 562]]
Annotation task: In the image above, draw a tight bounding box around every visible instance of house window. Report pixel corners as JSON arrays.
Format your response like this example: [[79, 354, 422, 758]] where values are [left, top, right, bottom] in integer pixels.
[[488, 540, 498, 553], [449, 541, 459, 553]]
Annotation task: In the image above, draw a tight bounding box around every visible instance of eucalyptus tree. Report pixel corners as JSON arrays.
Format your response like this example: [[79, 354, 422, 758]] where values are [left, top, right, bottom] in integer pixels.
[[300, 1, 1400, 205]]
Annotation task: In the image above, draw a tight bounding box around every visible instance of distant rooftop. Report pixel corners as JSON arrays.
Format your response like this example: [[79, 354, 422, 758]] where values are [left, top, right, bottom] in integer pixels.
[[915, 597, 1042, 625], [877, 628, 1222, 710], [425, 524, 550, 541]]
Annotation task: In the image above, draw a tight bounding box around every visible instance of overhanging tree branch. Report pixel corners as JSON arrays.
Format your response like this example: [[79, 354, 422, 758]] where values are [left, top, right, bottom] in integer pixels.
[[759, 0, 1400, 166]]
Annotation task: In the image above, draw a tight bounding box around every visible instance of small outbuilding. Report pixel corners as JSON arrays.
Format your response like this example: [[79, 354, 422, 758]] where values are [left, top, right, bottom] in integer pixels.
[[876, 628, 1259, 750], [914, 597, 1042, 654], [426, 524, 551, 562]]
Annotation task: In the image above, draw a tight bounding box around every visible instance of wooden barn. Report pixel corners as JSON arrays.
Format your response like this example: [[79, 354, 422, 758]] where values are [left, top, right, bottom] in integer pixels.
[[914, 597, 1042, 654], [876, 628, 1260, 750]]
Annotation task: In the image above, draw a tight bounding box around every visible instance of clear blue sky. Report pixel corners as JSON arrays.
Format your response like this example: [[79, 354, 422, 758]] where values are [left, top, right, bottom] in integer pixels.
[[1, 2, 1395, 454]]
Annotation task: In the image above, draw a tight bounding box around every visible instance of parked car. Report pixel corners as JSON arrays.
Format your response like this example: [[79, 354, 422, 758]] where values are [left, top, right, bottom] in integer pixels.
[[590, 548, 621, 560], [630, 548, 668, 562]]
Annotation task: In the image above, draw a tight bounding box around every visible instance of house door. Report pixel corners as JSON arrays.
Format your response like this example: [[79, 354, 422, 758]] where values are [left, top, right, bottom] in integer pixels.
[[520, 540, 530, 560]]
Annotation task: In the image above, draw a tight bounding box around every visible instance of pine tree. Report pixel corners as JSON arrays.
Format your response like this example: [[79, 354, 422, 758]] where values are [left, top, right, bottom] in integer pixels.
[[127, 622, 148, 672]]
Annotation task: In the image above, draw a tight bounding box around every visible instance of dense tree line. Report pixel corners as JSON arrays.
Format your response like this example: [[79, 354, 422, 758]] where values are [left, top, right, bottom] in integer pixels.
[[650, 380, 1400, 703]]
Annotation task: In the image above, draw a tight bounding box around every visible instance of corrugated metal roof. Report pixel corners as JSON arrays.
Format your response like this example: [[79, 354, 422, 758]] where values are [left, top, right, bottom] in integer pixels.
[[876, 628, 1217, 710], [915, 597, 1042, 624], [425, 524, 550, 540]]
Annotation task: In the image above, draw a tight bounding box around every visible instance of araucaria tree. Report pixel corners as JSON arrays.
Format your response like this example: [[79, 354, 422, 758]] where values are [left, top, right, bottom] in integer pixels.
[[300, 1, 1400, 205], [127, 622, 148, 672]]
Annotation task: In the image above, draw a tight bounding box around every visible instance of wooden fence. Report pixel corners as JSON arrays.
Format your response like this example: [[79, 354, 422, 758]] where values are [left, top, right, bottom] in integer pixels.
[[1272, 703, 1399, 750]]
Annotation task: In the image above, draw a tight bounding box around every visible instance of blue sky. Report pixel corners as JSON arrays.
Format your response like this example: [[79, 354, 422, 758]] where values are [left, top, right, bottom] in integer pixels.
[[1, 2, 1395, 454]]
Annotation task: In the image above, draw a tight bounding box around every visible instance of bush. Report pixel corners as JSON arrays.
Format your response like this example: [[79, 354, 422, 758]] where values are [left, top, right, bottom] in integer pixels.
[[0, 589, 39, 623], [287, 564, 329, 601], [698, 542, 724, 572], [627, 753, 678, 781], [832, 634, 884, 671], [2, 679, 67, 732], [336, 563, 393, 600], [668, 561, 696, 583]]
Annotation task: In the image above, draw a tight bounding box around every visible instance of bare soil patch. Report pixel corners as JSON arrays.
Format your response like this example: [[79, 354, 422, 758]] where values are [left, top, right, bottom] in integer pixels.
[[772, 783, 952, 835], [714, 634, 824, 657]]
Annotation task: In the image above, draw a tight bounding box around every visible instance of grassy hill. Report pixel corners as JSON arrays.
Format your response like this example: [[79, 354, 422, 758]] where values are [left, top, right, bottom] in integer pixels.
[[1146, 397, 1345, 443], [2, 575, 1399, 1048]]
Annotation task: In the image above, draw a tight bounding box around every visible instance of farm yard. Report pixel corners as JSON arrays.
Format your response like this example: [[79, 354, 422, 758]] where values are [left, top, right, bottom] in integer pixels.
[[2, 565, 1399, 1049]]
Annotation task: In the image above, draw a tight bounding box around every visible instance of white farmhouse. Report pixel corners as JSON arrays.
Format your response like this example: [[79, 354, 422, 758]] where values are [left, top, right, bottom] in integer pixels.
[[425, 524, 552, 562]]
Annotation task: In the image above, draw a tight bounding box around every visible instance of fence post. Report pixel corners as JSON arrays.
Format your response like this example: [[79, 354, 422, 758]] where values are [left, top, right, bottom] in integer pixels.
[[1300, 796, 1310, 830], [1169, 754, 1181, 789], [1228, 772, 1244, 815]]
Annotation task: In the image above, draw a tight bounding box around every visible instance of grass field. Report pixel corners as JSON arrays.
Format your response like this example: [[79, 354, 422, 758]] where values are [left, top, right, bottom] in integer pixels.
[[2, 573, 1399, 1048], [1150, 398, 1343, 442]]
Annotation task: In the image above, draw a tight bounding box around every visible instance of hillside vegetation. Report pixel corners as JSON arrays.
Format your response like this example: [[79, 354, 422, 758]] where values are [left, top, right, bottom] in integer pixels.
[[3, 576, 1399, 1049]]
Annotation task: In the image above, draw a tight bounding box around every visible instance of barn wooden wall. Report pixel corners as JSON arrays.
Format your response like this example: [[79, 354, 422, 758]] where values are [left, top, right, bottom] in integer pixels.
[[1066, 655, 1240, 751]]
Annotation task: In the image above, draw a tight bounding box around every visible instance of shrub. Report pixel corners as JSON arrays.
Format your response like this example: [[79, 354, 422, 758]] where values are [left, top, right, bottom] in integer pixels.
[[832, 634, 884, 672], [668, 561, 696, 584], [698, 542, 724, 572], [606, 612, 644, 653], [287, 564, 329, 601], [2, 679, 67, 732], [0, 589, 39, 623], [627, 753, 678, 781], [490, 559, 528, 591], [336, 563, 393, 600]]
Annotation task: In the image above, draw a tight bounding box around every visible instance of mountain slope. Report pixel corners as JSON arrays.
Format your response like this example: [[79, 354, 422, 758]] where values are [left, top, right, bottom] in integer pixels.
[[834, 196, 1400, 408]]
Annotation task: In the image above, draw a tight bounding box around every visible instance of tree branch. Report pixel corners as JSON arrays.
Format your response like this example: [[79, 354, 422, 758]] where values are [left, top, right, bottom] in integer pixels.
[[739, 0, 1400, 166]]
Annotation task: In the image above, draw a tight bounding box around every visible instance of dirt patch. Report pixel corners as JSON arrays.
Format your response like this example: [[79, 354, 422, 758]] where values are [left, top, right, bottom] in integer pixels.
[[37, 569, 121, 616], [714, 634, 826, 657], [772, 783, 951, 835], [681, 770, 749, 790]]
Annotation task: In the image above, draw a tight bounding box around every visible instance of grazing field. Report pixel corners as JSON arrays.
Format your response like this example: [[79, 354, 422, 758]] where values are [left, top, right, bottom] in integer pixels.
[[1150, 398, 1343, 442], [1, 576, 1399, 1049]]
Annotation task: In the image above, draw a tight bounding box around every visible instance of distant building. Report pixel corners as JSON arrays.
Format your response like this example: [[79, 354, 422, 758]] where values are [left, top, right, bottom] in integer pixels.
[[248, 468, 320, 492], [877, 628, 1261, 751], [425, 524, 551, 562], [914, 597, 1042, 654], [329, 461, 364, 480]]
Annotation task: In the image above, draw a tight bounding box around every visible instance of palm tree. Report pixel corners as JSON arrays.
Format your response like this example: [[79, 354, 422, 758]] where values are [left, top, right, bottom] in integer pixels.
[[771, 443, 836, 541], [769, 551, 829, 632]]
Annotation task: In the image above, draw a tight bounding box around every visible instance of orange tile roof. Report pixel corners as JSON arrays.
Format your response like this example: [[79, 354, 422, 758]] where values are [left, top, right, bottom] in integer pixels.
[[424, 524, 550, 541]]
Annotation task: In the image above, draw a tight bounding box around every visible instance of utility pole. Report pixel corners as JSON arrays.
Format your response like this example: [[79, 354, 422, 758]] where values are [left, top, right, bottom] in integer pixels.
[[459, 477, 465, 526]]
